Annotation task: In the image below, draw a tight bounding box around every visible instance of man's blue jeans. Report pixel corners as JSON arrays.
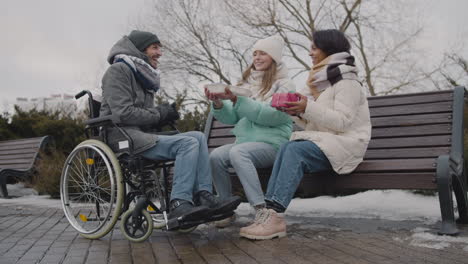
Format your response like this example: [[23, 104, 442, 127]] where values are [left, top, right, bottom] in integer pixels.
[[265, 140, 335, 209], [141, 131, 212, 203]]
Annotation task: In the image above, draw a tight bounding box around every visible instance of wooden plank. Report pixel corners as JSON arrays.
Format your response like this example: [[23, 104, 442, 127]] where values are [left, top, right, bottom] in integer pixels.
[[0, 143, 42, 152], [354, 158, 436, 172], [0, 153, 35, 161], [329, 172, 437, 190], [364, 147, 450, 159], [211, 120, 235, 129], [0, 137, 44, 147], [371, 113, 452, 128], [208, 137, 236, 147], [210, 127, 234, 138], [368, 135, 451, 149], [0, 163, 31, 170], [0, 149, 38, 156], [370, 101, 452, 117], [0, 158, 34, 165], [368, 91, 453, 107], [371, 124, 451, 138]]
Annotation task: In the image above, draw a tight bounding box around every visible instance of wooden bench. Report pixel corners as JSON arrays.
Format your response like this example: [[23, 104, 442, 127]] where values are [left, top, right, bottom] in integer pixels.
[[204, 86, 468, 235], [0, 136, 50, 198]]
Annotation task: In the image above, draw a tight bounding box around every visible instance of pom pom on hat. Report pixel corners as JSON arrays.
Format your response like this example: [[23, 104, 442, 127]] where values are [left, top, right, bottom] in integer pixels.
[[252, 35, 284, 63]]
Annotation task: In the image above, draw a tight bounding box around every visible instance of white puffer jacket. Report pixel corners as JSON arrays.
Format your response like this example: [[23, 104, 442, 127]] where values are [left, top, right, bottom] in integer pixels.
[[292, 79, 371, 174]]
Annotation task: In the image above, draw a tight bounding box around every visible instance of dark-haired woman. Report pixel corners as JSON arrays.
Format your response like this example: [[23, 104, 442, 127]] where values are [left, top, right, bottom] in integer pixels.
[[239, 29, 372, 240]]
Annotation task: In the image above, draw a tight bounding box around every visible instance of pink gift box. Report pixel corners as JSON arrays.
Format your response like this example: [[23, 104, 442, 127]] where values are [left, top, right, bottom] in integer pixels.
[[271, 93, 300, 108]]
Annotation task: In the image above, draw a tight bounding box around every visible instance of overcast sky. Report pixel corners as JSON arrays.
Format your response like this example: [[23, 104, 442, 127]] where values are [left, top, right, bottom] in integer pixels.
[[1, 0, 468, 113]]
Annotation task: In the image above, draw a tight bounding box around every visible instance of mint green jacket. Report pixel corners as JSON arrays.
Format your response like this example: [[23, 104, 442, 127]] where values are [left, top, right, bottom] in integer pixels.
[[211, 96, 292, 150]]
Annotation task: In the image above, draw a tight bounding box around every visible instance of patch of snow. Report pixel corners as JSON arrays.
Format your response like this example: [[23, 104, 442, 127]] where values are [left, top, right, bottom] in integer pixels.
[[236, 190, 441, 223], [409, 228, 468, 250], [6, 183, 38, 196]]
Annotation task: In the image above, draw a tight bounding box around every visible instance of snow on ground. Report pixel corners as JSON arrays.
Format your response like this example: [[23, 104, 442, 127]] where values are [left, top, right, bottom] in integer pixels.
[[2, 184, 443, 222], [4, 183, 468, 251]]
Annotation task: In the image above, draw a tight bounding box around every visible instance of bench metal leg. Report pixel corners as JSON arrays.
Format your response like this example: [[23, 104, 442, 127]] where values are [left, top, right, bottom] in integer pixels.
[[436, 155, 459, 235], [0, 174, 8, 198], [450, 155, 468, 224]]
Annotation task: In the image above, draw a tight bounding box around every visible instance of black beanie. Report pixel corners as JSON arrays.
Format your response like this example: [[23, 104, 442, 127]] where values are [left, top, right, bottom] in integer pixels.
[[128, 30, 161, 52]]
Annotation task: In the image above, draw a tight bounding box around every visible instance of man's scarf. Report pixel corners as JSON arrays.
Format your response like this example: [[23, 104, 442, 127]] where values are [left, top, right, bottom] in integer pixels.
[[306, 52, 358, 99], [113, 54, 160, 93]]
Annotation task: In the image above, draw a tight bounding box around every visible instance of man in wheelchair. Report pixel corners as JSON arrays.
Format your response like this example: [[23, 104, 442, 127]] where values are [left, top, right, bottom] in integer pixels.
[[100, 30, 241, 226]]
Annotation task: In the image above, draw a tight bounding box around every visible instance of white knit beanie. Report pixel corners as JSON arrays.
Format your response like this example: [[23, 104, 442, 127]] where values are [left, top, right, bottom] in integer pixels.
[[252, 35, 284, 63]]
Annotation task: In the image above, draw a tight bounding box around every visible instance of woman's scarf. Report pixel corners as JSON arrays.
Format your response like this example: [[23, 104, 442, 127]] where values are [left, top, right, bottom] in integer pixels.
[[113, 54, 160, 93], [306, 52, 358, 99]]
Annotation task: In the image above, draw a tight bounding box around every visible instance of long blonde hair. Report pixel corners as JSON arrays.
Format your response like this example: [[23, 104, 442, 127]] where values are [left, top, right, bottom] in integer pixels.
[[238, 61, 277, 97]]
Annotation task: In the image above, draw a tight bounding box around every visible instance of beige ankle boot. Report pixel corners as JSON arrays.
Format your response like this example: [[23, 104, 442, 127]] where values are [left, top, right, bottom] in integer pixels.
[[240, 209, 286, 240], [239, 208, 268, 235]]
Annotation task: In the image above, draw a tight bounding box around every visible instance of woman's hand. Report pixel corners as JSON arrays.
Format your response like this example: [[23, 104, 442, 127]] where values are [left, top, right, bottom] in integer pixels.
[[284, 93, 308, 115], [204, 87, 223, 108]]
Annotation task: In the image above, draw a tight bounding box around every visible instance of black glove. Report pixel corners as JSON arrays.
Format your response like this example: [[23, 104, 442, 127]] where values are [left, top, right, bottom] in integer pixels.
[[165, 102, 180, 122]]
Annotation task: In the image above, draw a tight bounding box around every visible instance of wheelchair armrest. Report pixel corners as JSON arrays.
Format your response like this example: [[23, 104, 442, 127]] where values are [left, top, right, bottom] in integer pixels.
[[85, 115, 118, 128], [155, 130, 179, 136]]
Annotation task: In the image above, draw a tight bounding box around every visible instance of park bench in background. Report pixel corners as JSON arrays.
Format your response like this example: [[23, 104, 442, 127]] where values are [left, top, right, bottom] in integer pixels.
[[204, 86, 468, 235], [0, 136, 50, 198]]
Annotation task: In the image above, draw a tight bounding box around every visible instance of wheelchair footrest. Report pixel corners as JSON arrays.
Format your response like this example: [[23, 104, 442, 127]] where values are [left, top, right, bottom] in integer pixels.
[[165, 211, 235, 231]]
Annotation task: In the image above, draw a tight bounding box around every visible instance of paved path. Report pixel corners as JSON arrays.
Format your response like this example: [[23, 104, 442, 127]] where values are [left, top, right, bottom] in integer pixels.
[[1, 203, 468, 264]]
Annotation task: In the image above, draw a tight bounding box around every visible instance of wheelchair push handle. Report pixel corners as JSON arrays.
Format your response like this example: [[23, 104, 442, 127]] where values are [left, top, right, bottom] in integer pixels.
[[75, 90, 94, 101]]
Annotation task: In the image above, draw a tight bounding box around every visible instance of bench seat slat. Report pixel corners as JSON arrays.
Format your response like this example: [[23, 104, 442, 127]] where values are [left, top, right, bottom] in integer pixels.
[[0, 164, 31, 170], [327, 172, 437, 190], [368, 135, 451, 149], [354, 159, 436, 172], [364, 147, 450, 159]]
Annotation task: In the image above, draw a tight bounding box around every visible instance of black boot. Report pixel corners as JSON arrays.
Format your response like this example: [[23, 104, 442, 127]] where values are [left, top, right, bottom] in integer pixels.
[[194, 190, 241, 215], [168, 199, 210, 221]]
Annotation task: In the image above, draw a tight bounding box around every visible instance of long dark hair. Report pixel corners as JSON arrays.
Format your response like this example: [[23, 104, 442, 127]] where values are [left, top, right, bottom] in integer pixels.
[[312, 29, 351, 56]]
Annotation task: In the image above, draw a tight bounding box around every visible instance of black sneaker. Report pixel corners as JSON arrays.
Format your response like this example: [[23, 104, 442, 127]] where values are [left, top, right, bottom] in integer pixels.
[[194, 190, 241, 215], [168, 199, 210, 221]]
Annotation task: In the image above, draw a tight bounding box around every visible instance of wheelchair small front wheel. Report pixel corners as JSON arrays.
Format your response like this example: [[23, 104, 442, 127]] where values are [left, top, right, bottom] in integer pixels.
[[120, 209, 153, 243]]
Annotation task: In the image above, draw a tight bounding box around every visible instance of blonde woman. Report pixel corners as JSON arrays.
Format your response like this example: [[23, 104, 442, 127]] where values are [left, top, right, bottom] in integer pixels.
[[205, 35, 295, 229]]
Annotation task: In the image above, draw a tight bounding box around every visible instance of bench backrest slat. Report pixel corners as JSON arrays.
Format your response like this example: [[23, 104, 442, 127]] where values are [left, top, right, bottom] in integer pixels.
[[0, 136, 49, 171]]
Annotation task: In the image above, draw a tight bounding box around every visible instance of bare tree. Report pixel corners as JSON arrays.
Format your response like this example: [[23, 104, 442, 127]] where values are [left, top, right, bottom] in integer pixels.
[[142, 0, 450, 102]]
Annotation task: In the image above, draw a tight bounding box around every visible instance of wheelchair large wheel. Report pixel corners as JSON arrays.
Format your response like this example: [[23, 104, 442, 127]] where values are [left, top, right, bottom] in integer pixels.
[[60, 139, 124, 239]]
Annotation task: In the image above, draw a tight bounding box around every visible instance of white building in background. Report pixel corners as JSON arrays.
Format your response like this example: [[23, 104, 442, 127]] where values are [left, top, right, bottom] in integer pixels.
[[14, 94, 78, 116]]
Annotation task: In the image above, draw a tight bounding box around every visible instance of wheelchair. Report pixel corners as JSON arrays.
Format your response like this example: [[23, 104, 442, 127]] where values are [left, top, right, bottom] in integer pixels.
[[60, 90, 232, 242]]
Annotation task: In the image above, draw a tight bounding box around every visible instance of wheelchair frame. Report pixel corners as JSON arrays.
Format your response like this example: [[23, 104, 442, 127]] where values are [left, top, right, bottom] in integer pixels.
[[60, 90, 196, 243]]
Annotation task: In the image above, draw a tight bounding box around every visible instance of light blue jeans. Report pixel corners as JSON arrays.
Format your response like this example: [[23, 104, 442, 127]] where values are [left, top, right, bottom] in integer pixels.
[[265, 140, 335, 209], [210, 142, 277, 206], [141, 131, 212, 203]]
